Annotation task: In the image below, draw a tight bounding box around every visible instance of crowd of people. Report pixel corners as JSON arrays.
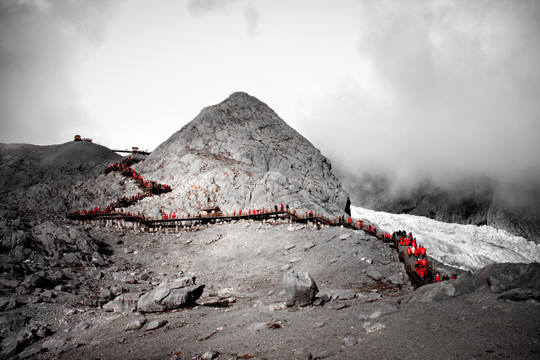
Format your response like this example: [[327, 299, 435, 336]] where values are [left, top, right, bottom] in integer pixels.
[[105, 160, 171, 195], [394, 231, 457, 284], [71, 158, 172, 219], [70, 160, 460, 290]]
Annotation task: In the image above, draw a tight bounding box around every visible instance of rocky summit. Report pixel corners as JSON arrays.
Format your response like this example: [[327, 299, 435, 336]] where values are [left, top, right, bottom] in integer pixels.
[[133, 92, 350, 217]]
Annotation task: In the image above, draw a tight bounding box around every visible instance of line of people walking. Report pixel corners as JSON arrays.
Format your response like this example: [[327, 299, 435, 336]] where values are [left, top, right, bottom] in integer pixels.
[[105, 159, 171, 195], [71, 160, 455, 291]]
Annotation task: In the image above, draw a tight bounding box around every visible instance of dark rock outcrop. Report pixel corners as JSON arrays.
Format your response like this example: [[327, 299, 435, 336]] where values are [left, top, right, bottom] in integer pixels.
[[497, 288, 540, 302], [407, 262, 540, 303]]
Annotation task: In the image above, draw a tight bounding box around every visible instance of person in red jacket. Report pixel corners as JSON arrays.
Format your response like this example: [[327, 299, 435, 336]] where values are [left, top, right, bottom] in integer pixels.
[[406, 247, 412, 257], [435, 274, 441, 282]]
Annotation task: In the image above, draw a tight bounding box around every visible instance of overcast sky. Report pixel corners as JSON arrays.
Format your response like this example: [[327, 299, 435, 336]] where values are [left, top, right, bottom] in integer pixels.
[[1, 0, 539, 184]]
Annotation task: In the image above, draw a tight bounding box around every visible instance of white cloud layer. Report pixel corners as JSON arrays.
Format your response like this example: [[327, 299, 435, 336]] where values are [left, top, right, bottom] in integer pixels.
[[1, 0, 539, 185]]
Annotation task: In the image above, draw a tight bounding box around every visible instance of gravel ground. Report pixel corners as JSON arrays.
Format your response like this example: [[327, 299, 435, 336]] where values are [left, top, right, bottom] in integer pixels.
[[9, 220, 537, 360]]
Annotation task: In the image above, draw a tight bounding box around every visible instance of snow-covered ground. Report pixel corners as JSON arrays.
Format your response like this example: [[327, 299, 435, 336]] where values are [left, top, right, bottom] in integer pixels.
[[351, 206, 540, 272]]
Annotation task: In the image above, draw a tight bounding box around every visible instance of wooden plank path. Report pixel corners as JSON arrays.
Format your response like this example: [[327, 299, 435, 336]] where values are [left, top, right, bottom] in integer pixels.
[[67, 209, 377, 235], [66, 156, 447, 290]]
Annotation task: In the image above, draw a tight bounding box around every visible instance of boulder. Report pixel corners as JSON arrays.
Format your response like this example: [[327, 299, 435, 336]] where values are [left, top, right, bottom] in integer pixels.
[[125, 317, 146, 331], [407, 282, 456, 303], [366, 270, 384, 282], [497, 288, 540, 302], [145, 319, 167, 331], [283, 271, 319, 307], [388, 274, 404, 285], [486, 262, 540, 293], [453, 262, 540, 295], [137, 276, 205, 313], [362, 322, 386, 333], [336, 290, 356, 300], [103, 293, 141, 313]]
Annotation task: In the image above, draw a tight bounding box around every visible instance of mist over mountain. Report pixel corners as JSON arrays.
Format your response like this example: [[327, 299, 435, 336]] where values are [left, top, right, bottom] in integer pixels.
[[336, 166, 540, 244]]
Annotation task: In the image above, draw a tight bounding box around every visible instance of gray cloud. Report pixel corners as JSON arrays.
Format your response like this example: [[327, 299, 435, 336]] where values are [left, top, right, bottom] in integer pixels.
[[187, 0, 259, 38], [300, 0, 540, 189], [0, 0, 122, 145], [187, 0, 238, 16], [243, 5, 259, 37]]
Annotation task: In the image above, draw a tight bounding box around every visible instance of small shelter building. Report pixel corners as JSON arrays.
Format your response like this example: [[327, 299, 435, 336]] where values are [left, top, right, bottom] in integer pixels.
[[202, 205, 222, 216]]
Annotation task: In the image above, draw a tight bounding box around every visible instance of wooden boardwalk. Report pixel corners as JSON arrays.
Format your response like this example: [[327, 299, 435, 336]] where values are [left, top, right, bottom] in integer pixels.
[[67, 157, 447, 290]]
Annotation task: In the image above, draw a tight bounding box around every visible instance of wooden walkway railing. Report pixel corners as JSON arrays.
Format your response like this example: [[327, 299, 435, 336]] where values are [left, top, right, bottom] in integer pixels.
[[67, 157, 448, 290]]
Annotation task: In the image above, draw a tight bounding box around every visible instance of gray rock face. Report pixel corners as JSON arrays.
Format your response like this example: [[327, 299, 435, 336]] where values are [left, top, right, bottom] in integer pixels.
[[135, 92, 350, 217], [408, 262, 540, 303], [283, 271, 319, 307], [103, 293, 142, 313], [137, 277, 205, 313], [407, 282, 457, 303], [498, 288, 540, 302], [483, 262, 540, 293]]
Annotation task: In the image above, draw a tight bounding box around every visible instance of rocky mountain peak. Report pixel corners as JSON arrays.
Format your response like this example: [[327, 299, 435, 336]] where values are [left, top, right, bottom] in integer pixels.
[[135, 92, 350, 217]]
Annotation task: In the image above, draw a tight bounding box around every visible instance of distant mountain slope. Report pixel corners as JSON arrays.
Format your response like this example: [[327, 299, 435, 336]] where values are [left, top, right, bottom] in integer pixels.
[[0, 141, 124, 217], [339, 170, 540, 244], [351, 205, 540, 272], [134, 92, 350, 217]]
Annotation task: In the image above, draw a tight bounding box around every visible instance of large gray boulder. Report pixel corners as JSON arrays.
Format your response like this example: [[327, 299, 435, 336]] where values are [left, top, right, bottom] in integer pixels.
[[283, 271, 319, 307], [497, 288, 540, 302], [485, 262, 540, 293], [408, 262, 540, 303], [407, 281, 457, 304], [103, 293, 142, 313], [137, 276, 205, 313]]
